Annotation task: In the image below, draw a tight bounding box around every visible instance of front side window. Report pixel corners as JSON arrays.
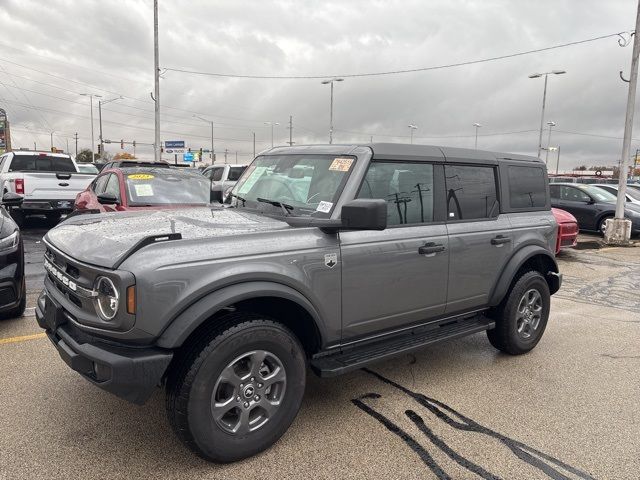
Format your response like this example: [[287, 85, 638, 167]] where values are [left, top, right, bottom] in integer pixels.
[[508, 166, 546, 209], [357, 161, 434, 226], [560, 186, 591, 202], [211, 168, 224, 181], [92, 174, 109, 194], [231, 154, 356, 217], [227, 166, 246, 181], [104, 174, 121, 202], [445, 165, 498, 220]]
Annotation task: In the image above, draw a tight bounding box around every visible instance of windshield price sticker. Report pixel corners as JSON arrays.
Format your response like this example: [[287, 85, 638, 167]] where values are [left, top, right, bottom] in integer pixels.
[[134, 184, 154, 196], [329, 157, 354, 172], [316, 201, 333, 213], [128, 174, 154, 180]]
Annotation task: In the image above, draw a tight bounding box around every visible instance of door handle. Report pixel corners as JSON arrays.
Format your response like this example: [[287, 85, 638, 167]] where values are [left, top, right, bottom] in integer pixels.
[[491, 235, 511, 246], [418, 243, 446, 255]]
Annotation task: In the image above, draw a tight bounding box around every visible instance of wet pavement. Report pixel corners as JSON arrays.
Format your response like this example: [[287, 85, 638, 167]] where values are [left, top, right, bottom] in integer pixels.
[[0, 225, 638, 479]]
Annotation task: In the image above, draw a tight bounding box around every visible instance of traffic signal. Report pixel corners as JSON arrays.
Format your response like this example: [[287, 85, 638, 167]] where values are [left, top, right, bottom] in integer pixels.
[[97, 144, 102, 154], [120, 139, 124, 149], [132, 140, 136, 148], [199, 148, 203, 158]]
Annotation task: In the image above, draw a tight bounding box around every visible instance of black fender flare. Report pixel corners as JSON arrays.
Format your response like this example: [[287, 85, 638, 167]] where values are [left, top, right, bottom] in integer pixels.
[[488, 245, 560, 306], [156, 281, 323, 349]]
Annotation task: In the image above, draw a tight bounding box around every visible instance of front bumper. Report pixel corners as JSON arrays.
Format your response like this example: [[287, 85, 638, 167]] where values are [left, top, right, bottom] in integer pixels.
[[0, 240, 25, 313], [36, 290, 173, 405]]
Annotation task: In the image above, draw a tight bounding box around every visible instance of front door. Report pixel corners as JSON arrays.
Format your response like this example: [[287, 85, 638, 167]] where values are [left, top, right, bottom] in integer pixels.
[[340, 161, 448, 341], [550, 185, 596, 229]]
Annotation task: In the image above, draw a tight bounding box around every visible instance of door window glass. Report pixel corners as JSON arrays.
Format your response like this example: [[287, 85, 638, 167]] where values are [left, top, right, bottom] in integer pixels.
[[228, 166, 246, 181], [445, 165, 498, 220], [508, 166, 546, 208], [104, 174, 121, 202], [357, 161, 434, 226], [549, 185, 560, 198], [92, 174, 109, 194], [561, 186, 590, 202], [211, 167, 224, 181]]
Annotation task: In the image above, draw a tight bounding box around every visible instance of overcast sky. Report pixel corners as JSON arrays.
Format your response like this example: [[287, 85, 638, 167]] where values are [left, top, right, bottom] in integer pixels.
[[0, 0, 637, 169]]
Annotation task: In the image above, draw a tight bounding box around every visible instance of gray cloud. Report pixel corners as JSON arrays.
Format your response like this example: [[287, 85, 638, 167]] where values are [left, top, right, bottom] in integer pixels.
[[0, 0, 637, 170]]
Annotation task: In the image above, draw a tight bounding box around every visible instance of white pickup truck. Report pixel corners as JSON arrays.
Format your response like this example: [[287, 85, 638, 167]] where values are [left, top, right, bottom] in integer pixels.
[[0, 151, 95, 224]]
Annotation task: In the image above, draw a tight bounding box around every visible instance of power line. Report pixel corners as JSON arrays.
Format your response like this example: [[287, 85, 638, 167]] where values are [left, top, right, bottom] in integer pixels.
[[163, 31, 632, 80]]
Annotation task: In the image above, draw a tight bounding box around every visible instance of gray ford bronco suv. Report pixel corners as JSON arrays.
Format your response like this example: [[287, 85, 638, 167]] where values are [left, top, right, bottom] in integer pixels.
[[36, 143, 561, 462]]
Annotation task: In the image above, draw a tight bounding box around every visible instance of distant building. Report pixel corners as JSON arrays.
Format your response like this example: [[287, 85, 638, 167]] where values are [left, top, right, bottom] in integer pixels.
[[0, 108, 10, 154]]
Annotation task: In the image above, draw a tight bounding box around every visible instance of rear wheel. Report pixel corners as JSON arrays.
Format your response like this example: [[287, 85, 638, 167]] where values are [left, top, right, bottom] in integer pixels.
[[166, 314, 306, 463], [487, 270, 550, 355], [598, 215, 613, 235]]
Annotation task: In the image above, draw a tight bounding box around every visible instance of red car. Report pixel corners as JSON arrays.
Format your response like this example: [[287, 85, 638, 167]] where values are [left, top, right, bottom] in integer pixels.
[[552, 207, 578, 254], [74, 167, 211, 213]]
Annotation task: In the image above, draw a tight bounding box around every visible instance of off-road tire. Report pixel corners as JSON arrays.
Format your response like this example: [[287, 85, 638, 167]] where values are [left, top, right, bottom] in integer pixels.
[[487, 270, 550, 355], [166, 313, 306, 463]]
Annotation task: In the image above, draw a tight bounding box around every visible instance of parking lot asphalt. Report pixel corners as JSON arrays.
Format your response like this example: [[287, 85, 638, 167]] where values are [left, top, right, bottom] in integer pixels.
[[0, 226, 638, 479]]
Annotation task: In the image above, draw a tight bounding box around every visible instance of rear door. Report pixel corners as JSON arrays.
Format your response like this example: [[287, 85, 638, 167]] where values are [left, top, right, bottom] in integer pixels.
[[445, 164, 512, 313], [340, 160, 449, 340]]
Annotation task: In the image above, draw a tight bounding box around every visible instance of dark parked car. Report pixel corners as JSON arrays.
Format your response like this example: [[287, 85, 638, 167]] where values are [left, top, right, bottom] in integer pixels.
[[549, 183, 640, 234], [74, 167, 211, 213], [0, 192, 26, 319]]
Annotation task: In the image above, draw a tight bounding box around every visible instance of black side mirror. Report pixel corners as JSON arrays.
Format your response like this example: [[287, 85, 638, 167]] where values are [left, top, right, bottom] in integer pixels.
[[97, 192, 119, 205], [340, 199, 387, 230], [1, 192, 23, 207]]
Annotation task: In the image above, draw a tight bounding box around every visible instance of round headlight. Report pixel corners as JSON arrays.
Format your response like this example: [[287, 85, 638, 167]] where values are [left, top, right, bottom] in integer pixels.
[[95, 276, 119, 320]]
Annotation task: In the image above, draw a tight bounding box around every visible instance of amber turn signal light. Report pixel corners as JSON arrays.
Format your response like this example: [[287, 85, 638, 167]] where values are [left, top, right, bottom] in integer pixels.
[[126, 286, 136, 314]]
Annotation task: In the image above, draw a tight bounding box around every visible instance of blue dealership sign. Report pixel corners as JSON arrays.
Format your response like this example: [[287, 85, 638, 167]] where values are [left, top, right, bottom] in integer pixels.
[[183, 151, 194, 162], [166, 140, 185, 148]]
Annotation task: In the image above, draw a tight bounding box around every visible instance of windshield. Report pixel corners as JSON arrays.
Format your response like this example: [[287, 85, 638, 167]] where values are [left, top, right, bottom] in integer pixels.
[[581, 185, 617, 202], [124, 171, 211, 205], [230, 154, 356, 217]]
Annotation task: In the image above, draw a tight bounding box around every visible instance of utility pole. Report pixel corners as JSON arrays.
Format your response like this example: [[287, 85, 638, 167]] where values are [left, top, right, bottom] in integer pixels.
[[264, 122, 279, 148], [50, 131, 54, 151], [74, 132, 78, 156], [287, 115, 294, 146], [473, 123, 482, 149], [235, 151, 238, 163], [98, 96, 122, 159], [153, 0, 161, 162], [606, 0, 640, 244], [408, 124, 418, 144], [252, 132, 256, 158], [224, 148, 228, 163], [80, 93, 102, 160], [66, 138, 69, 153], [556, 146, 561, 175], [33, 142, 36, 151]]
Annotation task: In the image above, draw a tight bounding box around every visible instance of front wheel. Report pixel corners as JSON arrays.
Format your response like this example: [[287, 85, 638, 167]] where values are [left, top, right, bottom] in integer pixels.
[[487, 270, 550, 355], [166, 315, 306, 462]]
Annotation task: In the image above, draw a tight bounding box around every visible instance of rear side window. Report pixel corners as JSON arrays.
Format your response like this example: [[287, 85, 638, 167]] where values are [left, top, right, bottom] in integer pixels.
[[228, 166, 246, 181], [9, 154, 76, 172], [211, 168, 224, 181], [445, 165, 498, 220], [508, 166, 546, 209]]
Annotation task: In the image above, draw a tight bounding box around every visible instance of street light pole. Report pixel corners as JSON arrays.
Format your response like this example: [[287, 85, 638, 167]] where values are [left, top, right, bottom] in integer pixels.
[[529, 70, 566, 158], [607, 0, 640, 244], [264, 122, 280, 148], [153, 0, 161, 162], [408, 124, 418, 144], [545, 121, 556, 164], [473, 123, 482, 149], [98, 96, 122, 158], [193, 115, 215, 163], [50, 131, 54, 151], [321, 78, 344, 144], [80, 93, 102, 161]]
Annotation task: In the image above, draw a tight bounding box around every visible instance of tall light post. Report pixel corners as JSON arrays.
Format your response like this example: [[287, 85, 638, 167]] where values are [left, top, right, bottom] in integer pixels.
[[98, 96, 122, 158], [529, 70, 566, 158], [193, 115, 215, 162], [545, 121, 556, 164], [473, 123, 482, 149], [80, 93, 102, 160], [153, 0, 161, 162], [408, 124, 418, 144], [50, 131, 54, 151], [264, 122, 280, 148], [321, 77, 344, 144]]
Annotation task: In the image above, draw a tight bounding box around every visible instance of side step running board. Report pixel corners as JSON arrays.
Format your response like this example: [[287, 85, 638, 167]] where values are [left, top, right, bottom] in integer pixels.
[[311, 315, 494, 377]]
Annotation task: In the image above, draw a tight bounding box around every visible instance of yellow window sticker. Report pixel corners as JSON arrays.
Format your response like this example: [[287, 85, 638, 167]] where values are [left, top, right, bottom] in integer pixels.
[[134, 184, 154, 196], [128, 174, 155, 180], [329, 157, 354, 172]]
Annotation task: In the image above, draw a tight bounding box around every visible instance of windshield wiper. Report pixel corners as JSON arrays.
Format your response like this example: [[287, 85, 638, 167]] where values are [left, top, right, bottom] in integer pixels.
[[256, 197, 294, 216], [229, 193, 246, 206]]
